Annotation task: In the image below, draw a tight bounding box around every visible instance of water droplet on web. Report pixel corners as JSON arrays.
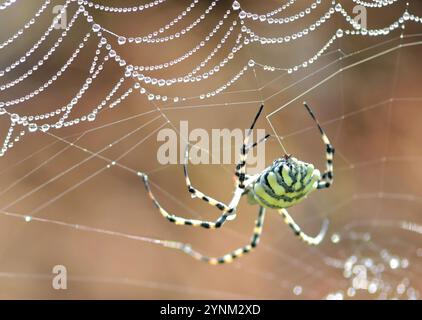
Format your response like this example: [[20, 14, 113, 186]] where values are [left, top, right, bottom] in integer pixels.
[[40, 124, 50, 132], [331, 233, 341, 243], [293, 285, 302, 295], [396, 283, 406, 295], [368, 282, 378, 294], [347, 287, 356, 297], [28, 123, 38, 132], [118, 36, 127, 45], [92, 24, 101, 32], [232, 1, 240, 11], [389, 257, 399, 269], [10, 113, 19, 122]]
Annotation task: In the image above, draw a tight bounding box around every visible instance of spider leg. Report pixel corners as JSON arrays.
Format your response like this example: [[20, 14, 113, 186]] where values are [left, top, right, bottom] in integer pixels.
[[234, 134, 269, 196], [278, 208, 329, 245], [183, 144, 232, 213], [182, 143, 258, 226], [303, 102, 335, 190], [235, 105, 265, 189], [141, 106, 267, 230], [244, 133, 271, 151], [142, 174, 236, 229], [175, 206, 266, 264]]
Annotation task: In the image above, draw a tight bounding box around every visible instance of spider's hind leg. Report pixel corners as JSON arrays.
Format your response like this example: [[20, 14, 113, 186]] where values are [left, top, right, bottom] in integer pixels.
[[180, 206, 266, 264], [278, 208, 329, 245]]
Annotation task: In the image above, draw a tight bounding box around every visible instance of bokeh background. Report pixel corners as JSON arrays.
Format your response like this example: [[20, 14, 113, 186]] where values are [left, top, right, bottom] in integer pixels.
[[0, 0, 421, 299]]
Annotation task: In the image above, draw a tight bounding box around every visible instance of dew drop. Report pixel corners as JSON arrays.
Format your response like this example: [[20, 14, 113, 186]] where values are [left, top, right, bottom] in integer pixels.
[[389, 257, 400, 269], [293, 286, 302, 295], [28, 123, 38, 132], [92, 24, 101, 32], [40, 124, 50, 132], [87, 113, 96, 122], [331, 233, 341, 243], [118, 36, 127, 45], [232, 1, 240, 10]]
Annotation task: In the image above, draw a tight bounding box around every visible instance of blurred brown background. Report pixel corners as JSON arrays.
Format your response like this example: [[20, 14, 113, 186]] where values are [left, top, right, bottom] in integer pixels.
[[0, 0, 421, 299]]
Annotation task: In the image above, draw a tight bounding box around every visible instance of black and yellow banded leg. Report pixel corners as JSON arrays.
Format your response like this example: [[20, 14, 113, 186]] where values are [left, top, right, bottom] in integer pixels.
[[277, 208, 329, 245], [303, 102, 335, 190], [142, 174, 233, 229], [178, 206, 266, 265], [236, 105, 264, 189], [183, 145, 233, 215], [317, 138, 334, 189]]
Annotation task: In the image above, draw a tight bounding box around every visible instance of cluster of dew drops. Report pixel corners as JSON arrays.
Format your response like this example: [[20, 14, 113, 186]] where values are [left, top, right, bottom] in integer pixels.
[[323, 232, 421, 300]]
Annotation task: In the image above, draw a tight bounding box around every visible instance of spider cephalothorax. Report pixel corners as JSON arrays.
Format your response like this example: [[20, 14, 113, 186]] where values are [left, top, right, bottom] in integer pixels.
[[247, 156, 321, 209], [142, 102, 334, 265]]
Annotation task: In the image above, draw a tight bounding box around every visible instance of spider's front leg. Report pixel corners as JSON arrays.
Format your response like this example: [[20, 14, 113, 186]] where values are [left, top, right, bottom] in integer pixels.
[[141, 143, 249, 229], [183, 145, 233, 213], [230, 105, 269, 220], [235, 105, 265, 189], [142, 173, 236, 229], [141, 105, 268, 230], [303, 102, 335, 190], [179, 144, 243, 228]]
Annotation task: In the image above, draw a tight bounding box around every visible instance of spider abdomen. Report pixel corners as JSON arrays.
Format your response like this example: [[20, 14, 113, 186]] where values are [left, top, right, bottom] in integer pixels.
[[249, 157, 321, 209]]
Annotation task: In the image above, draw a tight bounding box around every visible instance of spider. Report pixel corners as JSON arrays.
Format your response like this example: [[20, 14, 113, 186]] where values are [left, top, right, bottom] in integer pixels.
[[141, 102, 334, 265]]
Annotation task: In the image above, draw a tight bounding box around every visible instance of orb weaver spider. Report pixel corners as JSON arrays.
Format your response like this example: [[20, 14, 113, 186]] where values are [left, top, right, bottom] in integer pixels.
[[142, 102, 334, 265]]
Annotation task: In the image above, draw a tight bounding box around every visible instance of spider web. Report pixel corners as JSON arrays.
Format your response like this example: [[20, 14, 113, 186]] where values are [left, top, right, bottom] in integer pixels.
[[0, 0, 421, 299]]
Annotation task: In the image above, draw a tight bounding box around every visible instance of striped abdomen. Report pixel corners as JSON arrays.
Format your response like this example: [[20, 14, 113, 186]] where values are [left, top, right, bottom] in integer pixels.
[[248, 157, 321, 209]]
